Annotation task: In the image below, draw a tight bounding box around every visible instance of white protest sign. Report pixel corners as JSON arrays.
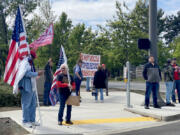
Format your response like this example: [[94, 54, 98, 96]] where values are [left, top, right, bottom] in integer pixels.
[[80, 53, 101, 77]]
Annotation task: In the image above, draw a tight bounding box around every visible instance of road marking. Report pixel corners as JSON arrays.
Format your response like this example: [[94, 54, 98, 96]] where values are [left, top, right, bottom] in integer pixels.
[[64, 117, 156, 125]]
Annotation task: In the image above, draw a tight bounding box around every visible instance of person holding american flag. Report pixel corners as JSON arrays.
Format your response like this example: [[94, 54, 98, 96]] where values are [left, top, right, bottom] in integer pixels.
[[3, 6, 44, 128], [18, 50, 44, 128], [56, 64, 76, 125]]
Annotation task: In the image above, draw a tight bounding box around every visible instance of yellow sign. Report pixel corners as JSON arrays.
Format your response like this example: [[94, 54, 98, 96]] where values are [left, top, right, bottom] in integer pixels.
[[124, 79, 128, 83]]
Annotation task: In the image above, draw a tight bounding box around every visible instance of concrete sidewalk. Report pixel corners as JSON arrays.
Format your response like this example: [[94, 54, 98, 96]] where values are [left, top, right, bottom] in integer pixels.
[[125, 104, 180, 121], [0, 88, 180, 134], [0, 89, 158, 135]]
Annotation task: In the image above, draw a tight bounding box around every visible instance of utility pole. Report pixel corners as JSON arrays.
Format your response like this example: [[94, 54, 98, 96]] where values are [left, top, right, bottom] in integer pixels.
[[149, 0, 165, 106], [149, 0, 158, 62]]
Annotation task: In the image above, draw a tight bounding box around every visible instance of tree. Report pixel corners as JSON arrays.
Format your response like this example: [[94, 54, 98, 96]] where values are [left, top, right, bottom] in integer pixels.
[[50, 12, 72, 71], [172, 37, 180, 64], [0, 0, 38, 45], [67, 23, 86, 71], [105, 0, 149, 76], [164, 11, 180, 44], [0, 0, 38, 73]]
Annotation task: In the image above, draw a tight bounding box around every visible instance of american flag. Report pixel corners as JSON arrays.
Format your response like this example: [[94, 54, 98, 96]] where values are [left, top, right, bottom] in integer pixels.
[[4, 6, 29, 86], [49, 46, 67, 106]]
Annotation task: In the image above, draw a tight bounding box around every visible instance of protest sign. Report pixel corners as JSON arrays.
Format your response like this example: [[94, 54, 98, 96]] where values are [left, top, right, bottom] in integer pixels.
[[80, 53, 101, 77]]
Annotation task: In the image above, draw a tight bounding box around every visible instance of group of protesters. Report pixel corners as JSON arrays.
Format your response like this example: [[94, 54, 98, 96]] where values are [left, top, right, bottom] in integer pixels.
[[19, 49, 180, 128], [143, 56, 180, 109], [19, 50, 110, 128]]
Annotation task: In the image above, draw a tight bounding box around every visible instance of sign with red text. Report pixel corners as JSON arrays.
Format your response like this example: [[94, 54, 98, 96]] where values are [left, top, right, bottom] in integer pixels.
[[80, 53, 101, 77]]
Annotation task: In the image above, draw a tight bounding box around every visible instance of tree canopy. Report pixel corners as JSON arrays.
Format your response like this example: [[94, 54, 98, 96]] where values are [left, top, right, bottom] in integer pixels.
[[0, 0, 180, 77]]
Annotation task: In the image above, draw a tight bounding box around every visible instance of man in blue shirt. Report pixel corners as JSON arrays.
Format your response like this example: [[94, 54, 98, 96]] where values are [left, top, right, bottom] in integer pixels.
[[74, 59, 83, 96]]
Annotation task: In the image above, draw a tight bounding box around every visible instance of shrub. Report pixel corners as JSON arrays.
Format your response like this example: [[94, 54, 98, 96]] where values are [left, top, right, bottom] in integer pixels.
[[0, 81, 21, 107]]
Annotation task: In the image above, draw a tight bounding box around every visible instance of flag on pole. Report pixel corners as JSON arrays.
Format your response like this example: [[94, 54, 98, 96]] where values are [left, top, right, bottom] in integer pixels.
[[4, 6, 29, 87], [49, 46, 67, 106], [29, 24, 54, 49]]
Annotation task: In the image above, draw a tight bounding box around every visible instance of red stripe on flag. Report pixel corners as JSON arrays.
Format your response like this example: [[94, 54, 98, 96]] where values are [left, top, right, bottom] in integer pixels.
[[20, 36, 25, 41], [54, 70, 61, 76], [5, 40, 16, 67], [51, 85, 56, 90], [19, 44, 27, 49], [4, 51, 19, 84], [19, 51, 28, 57], [52, 79, 56, 84], [10, 70, 18, 86]]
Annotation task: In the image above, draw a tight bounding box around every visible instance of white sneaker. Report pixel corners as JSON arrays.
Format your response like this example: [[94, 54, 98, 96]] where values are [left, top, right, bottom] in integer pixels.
[[31, 122, 40, 126], [95, 100, 98, 103], [100, 100, 104, 103], [23, 122, 32, 128]]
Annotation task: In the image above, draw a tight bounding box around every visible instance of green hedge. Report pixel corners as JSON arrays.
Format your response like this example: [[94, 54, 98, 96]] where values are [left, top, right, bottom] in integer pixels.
[[0, 81, 21, 107]]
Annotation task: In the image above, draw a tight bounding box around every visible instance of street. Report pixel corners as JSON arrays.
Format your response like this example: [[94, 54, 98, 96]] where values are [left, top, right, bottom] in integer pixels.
[[112, 120, 180, 135], [82, 81, 166, 92]]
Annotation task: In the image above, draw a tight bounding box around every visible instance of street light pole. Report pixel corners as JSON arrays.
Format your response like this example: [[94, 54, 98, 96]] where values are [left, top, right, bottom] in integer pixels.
[[149, 0, 158, 62], [149, 0, 165, 106]]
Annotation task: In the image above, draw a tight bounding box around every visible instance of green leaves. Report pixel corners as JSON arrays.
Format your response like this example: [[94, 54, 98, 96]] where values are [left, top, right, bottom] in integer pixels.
[[0, 0, 179, 78]]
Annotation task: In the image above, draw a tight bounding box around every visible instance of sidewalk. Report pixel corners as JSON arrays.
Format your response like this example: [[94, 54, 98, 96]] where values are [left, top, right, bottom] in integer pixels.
[[0, 88, 180, 134], [125, 103, 180, 121]]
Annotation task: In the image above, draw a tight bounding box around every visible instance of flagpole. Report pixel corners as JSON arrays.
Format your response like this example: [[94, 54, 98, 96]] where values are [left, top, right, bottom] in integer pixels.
[[34, 80, 42, 126], [19, 5, 42, 126], [61, 46, 71, 90]]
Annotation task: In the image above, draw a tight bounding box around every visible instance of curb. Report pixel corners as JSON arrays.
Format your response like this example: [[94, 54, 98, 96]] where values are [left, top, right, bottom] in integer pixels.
[[124, 107, 180, 121]]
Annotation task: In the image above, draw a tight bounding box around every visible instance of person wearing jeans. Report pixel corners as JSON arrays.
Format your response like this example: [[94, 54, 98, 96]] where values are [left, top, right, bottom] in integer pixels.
[[145, 82, 158, 107], [164, 59, 175, 106], [86, 77, 91, 92], [43, 58, 53, 106], [56, 64, 75, 125], [58, 92, 72, 123], [74, 59, 83, 96], [18, 50, 44, 128], [171, 58, 180, 103], [143, 56, 161, 109], [95, 88, 104, 101], [93, 65, 106, 102], [102, 64, 109, 96], [172, 66, 180, 103]]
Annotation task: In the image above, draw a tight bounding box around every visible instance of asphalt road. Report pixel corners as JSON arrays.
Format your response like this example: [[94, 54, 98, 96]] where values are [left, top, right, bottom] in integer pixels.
[[111, 121, 180, 135], [82, 81, 166, 92]]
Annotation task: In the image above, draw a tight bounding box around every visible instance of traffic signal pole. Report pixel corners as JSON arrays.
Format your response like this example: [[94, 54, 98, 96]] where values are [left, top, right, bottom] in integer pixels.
[[149, 0, 165, 106], [149, 0, 158, 62]]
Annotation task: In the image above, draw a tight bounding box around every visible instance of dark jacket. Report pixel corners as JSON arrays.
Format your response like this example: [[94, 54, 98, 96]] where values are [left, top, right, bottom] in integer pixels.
[[143, 62, 162, 83], [57, 73, 75, 95], [102, 69, 109, 79], [93, 70, 106, 88], [164, 64, 174, 82], [44, 63, 53, 83]]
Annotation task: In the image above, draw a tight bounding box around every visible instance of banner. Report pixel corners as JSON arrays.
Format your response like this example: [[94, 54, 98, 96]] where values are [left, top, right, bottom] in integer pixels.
[[80, 53, 101, 77], [29, 24, 54, 49]]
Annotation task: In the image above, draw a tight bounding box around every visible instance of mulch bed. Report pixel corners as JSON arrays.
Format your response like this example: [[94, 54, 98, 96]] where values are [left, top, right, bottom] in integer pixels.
[[0, 117, 29, 135]]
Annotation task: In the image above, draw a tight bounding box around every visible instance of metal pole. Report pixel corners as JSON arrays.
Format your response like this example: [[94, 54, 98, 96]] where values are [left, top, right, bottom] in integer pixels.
[[148, 0, 165, 106], [89, 77, 92, 89], [35, 83, 42, 126], [149, 0, 158, 62], [126, 61, 130, 108]]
